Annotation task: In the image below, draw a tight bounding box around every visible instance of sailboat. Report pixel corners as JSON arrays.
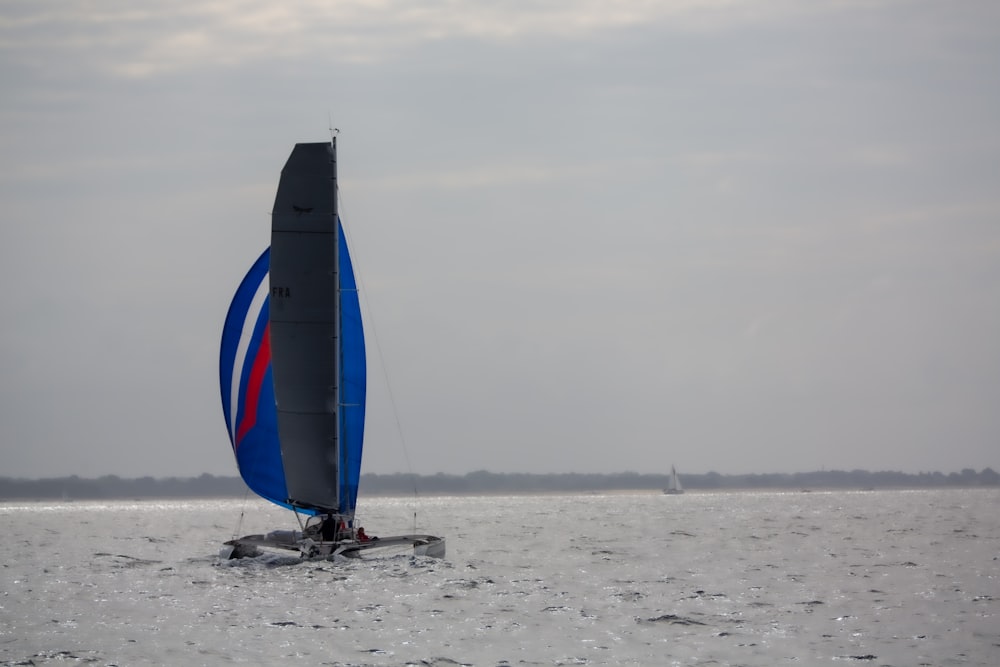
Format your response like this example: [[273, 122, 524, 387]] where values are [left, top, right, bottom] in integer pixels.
[[218, 139, 445, 560], [663, 465, 684, 495]]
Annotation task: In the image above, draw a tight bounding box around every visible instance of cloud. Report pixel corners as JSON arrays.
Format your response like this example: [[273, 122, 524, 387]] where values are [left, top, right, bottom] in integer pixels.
[[0, 0, 870, 79]]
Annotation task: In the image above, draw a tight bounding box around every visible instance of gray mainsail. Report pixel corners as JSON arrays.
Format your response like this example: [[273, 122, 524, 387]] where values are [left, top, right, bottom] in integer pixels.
[[269, 142, 340, 510]]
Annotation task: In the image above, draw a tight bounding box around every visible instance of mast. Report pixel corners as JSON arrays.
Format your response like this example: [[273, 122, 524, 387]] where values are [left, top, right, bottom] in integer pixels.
[[331, 136, 344, 516]]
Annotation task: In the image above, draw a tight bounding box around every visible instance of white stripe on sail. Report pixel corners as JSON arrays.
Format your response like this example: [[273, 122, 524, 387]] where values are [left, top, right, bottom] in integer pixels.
[[229, 272, 270, 442]]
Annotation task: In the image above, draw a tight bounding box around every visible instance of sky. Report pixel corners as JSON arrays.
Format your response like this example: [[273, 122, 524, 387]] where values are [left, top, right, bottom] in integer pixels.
[[1, 0, 998, 479]]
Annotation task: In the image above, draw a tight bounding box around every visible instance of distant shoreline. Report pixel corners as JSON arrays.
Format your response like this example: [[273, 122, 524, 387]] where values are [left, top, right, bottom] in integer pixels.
[[1, 468, 996, 500]]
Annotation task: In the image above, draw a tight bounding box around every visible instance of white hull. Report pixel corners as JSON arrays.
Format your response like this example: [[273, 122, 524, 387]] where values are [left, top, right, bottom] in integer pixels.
[[221, 532, 446, 560]]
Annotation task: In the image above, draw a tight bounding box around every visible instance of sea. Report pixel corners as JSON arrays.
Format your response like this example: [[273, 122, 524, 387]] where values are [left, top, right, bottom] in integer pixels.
[[1, 489, 997, 666]]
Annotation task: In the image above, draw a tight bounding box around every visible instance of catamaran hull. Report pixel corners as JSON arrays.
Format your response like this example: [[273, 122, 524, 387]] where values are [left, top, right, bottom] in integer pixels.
[[221, 534, 446, 561]]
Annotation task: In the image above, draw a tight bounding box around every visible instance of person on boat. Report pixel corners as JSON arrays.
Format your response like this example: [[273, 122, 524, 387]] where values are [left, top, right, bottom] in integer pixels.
[[357, 526, 370, 542], [320, 514, 343, 542]]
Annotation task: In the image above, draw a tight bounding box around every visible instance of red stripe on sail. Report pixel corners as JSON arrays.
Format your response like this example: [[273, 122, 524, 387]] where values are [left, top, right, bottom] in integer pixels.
[[235, 323, 271, 448]]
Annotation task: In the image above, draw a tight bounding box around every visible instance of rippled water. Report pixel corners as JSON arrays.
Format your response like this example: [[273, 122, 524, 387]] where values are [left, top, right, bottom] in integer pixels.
[[2, 489, 998, 666]]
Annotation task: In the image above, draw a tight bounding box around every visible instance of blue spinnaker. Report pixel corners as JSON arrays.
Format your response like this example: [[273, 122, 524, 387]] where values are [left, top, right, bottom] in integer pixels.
[[219, 248, 289, 509], [219, 222, 366, 516], [339, 221, 366, 514]]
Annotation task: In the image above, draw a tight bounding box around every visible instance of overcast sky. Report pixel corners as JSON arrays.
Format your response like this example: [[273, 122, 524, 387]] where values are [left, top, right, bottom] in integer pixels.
[[1, 0, 998, 479]]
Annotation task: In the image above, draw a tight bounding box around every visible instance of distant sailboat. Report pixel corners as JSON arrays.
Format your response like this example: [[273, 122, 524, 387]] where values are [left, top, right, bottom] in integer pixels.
[[664, 465, 684, 495], [219, 139, 444, 560]]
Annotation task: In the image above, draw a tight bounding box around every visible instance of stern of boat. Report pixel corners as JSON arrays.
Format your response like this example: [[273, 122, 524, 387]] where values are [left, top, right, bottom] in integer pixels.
[[413, 536, 446, 559]]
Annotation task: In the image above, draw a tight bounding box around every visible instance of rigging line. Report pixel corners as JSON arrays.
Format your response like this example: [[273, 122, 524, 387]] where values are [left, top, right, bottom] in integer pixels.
[[337, 188, 419, 498], [231, 486, 252, 541]]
